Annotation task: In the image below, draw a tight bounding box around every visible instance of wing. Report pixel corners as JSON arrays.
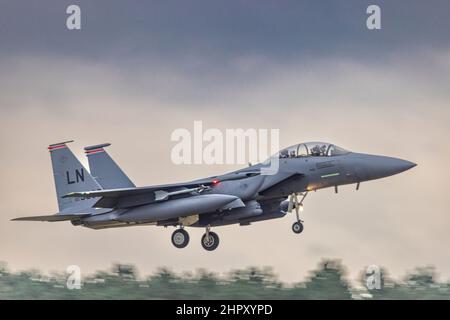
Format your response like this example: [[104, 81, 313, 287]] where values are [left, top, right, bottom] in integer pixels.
[[63, 183, 209, 208], [12, 213, 91, 222], [63, 170, 261, 209]]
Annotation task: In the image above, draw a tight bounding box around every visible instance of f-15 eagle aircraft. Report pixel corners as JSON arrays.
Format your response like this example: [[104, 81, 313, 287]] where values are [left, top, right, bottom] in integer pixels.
[[13, 141, 416, 251]]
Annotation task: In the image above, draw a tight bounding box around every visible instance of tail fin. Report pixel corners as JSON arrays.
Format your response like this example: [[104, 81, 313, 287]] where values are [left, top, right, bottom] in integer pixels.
[[84, 143, 135, 189], [48, 141, 101, 213]]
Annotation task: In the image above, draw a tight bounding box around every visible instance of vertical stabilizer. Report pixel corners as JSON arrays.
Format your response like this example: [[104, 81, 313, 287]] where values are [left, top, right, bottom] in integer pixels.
[[84, 143, 135, 189], [48, 141, 101, 213]]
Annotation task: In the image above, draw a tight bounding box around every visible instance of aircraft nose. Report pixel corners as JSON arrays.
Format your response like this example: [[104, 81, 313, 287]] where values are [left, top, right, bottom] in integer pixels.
[[383, 158, 416, 176], [354, 154, 416, 181]]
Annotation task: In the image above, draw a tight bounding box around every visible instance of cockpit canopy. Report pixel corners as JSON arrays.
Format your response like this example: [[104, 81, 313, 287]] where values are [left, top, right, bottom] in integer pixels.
[[278, 142, 349, 158]]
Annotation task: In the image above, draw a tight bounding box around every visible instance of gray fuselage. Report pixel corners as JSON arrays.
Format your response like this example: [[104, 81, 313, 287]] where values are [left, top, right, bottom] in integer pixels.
[[79, 147, 415, 229]]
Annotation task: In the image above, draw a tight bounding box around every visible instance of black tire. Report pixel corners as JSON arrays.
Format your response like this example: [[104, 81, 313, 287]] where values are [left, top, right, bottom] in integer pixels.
[[201, 232, 220, 251], [292, 221, 304, 234], [171, 229, 190, 248]]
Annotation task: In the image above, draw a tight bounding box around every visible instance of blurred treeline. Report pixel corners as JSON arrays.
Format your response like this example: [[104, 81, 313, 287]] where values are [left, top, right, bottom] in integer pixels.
[[0, 260, 449, 299]]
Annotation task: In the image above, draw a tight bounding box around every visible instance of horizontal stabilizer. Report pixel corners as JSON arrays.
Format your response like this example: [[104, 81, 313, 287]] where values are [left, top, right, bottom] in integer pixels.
[[11, 213, 91, 222]]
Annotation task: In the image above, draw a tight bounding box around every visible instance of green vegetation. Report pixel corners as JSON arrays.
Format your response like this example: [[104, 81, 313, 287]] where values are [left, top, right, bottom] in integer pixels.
[[0, 260, 448, 299]]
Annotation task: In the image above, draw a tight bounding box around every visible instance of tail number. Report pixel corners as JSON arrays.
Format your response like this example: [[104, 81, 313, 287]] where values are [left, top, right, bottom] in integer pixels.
[[66, 168, 85, 184]]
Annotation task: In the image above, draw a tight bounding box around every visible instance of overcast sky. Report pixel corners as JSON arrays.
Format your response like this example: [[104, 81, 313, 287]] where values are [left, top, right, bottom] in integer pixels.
[[1, 1, 450, 283]]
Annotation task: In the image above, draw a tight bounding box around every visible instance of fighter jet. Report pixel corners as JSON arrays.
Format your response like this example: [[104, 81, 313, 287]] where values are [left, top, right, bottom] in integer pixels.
[[12, 141, 416, 251]]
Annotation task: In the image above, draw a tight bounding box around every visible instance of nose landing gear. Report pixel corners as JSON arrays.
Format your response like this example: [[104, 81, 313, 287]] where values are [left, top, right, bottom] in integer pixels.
[[288, 192, 308, 234], [292, 221, 304, 234]]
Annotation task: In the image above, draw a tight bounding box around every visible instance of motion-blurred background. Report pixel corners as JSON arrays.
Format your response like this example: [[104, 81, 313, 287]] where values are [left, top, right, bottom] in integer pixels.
[[0, 1, 449, 288]]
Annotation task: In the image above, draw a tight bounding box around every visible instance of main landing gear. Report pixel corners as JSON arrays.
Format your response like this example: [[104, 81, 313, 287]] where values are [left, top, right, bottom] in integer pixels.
[[171, 224, 220, 251], [171, 227, 190, 248], [288, 192, 308, 234], [201, 225, 220, 251]]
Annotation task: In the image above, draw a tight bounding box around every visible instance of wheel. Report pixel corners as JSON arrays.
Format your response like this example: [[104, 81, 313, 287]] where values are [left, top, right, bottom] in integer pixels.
[[292, 221, 304, 234], [171, 229, 190, 248], [201, 232, 220, 251]]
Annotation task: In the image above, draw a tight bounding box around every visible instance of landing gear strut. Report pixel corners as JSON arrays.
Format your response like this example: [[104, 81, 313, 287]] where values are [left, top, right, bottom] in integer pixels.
[[201, 225, 220, 251], [289, 192, 308, 234], [171, 227, 190, 248]]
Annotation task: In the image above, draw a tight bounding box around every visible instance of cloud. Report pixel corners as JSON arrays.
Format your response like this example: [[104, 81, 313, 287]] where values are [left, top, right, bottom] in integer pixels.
[[2, 1, 450, 65]]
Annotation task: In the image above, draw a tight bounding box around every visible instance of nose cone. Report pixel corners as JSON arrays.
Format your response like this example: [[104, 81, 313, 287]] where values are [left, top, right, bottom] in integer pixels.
[[384, 158, 417, 175], [353, 154, 416, 181]]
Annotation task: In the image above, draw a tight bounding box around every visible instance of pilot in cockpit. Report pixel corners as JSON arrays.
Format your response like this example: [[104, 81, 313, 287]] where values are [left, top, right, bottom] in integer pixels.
[[310, 145, 321, 156], [290, 150, 296, 158], [320, 144, 328, 156]]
